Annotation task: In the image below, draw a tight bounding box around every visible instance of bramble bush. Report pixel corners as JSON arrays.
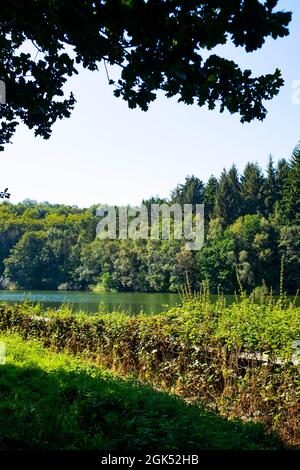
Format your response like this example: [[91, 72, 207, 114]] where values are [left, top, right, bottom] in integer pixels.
[[0, 290, 299, 446], [0, 333, 281, 450]]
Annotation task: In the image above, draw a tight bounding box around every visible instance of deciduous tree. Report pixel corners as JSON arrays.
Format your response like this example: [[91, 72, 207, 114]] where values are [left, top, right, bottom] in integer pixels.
[[0, 0, 291, 149]]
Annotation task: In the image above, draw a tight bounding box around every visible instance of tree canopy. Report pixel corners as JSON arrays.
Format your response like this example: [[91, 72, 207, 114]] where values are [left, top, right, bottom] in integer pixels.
[[0, 0, 291, 149]]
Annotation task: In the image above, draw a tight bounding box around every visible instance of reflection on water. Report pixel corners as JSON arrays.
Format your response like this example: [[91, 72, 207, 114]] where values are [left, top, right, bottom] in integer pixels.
[[0, 290, 298, 315], [0, 290, 181, 315]]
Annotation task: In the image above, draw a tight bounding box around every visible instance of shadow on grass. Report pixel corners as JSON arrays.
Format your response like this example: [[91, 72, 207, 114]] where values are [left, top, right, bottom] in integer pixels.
[[0, 363, 282, 451]]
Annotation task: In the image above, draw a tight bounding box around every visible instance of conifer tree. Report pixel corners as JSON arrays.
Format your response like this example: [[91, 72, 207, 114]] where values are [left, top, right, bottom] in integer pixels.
[[280, 145, 300, 224], [228, 164, 241, 194], [277, 158, 290, 198], [170, 175, 204, 207], [228, 164, 242, 216], [215, 169, 241, 226], [262, 155, 278, 217], [204, 176, 219, 221], [241, 162, 264, 215]]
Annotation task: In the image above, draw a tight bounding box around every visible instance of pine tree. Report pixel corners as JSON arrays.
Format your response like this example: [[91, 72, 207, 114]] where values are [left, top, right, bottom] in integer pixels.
[[277, 158, 290, 199], [215, 168, 241, 226], [228, 164, 241, 194], [170, 175, 205, 207], [241, 162, 264, 215], [262, 155, 278, 217], [204, 175, 219, 221], [280, 145, 300, 224]]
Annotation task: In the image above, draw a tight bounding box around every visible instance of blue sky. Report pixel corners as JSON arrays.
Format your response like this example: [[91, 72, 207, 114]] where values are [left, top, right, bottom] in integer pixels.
[[1, 0, 300, 208]]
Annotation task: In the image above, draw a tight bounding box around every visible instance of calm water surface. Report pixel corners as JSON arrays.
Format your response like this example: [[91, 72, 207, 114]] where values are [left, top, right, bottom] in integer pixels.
[[0, 290, 298, 315], [0, 290, 181, 315]]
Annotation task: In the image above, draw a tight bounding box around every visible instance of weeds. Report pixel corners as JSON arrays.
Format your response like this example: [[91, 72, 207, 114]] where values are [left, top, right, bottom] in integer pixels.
[[0, 288, 299, 447], [0, 333, 280, 450]]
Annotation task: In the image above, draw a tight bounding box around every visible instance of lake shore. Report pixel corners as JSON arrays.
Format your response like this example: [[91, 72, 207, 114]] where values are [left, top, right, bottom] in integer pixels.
[[0, 293, 299, 448], [1, 289, 299, 315]]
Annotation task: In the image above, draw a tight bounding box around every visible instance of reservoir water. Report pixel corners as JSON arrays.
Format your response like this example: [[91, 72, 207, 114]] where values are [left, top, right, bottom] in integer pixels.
[[0, 290, 181, 315], [1, 290, 298, 315]]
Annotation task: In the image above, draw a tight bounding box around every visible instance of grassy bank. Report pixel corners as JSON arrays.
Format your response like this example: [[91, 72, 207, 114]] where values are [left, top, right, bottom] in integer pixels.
[[0, 332, 280, 450], [0, 291, 299, 447]]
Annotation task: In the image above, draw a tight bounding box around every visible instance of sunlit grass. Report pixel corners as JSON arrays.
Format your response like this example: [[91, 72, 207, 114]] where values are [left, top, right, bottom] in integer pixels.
[[0, 333, 279, 450]]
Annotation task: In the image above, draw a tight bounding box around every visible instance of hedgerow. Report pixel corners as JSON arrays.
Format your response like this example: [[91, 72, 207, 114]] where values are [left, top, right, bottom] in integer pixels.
[[0, 293, 299, 446]]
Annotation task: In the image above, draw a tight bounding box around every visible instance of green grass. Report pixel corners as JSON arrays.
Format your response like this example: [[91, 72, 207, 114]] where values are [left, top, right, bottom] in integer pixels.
[[0, 332, 280, 450], [0, 291, 299, 447]]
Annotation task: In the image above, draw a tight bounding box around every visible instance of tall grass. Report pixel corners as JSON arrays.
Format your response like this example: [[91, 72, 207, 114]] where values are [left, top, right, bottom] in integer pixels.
[[0, 286, 299, 447], [0, 332, 283, 450]]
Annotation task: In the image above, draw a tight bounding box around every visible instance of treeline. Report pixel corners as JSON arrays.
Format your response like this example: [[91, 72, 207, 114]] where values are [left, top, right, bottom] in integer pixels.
[[0, 144, 299, 293]]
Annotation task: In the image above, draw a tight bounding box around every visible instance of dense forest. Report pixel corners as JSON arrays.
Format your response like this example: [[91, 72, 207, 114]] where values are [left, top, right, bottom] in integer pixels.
[[0, 145, 299, 294]]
